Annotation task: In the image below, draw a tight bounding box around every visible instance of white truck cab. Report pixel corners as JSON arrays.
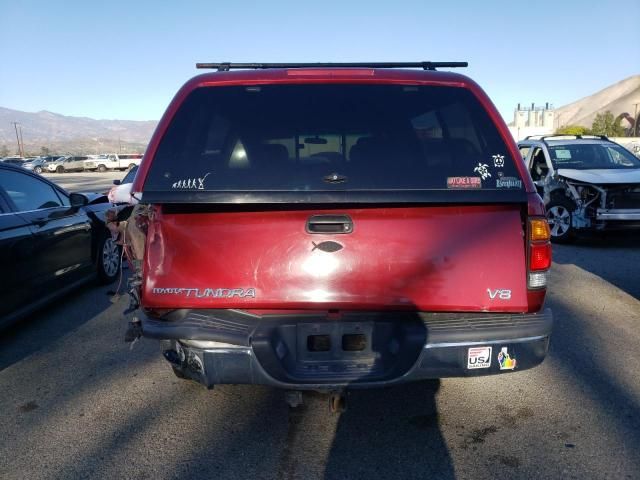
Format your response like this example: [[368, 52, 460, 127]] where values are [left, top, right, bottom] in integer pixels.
[[84, 153, 143, 172]]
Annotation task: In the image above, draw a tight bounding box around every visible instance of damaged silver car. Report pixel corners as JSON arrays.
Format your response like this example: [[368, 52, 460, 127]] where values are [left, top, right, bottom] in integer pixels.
[[519, 135, 640, 243]]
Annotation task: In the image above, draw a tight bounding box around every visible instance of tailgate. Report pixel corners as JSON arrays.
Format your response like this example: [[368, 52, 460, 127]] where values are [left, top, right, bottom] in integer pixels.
[[143, 204, 528, 312]]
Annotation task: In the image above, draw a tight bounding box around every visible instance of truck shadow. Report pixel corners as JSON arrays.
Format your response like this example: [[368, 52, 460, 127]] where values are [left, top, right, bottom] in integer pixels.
[[322, 380, 454, 479]]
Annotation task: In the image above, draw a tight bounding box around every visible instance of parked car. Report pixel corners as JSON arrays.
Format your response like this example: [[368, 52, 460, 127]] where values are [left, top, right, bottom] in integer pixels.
[[518, 135, 640, 242], [84, 153, 143, 172], [47, 155, 89, 173], [0, 163, 121, 330], [127, 62, 553, 408], [46, 156, 68, 172], [108, 165, 139, 204], [1, 157, 25, 166], [23, 157, 58, 174], [40, 156, 64, 172]]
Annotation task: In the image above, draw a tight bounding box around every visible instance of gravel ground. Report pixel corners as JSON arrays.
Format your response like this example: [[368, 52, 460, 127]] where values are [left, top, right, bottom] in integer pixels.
[[0, 219, 638, 478]]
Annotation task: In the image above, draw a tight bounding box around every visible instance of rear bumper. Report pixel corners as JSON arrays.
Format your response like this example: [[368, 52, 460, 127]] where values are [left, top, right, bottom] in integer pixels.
[[596, 208, 640, 221], [142, 308, 553, 390]]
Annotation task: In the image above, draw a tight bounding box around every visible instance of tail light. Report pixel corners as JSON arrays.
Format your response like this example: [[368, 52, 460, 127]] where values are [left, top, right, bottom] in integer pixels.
[[527, 218, 551, 289]]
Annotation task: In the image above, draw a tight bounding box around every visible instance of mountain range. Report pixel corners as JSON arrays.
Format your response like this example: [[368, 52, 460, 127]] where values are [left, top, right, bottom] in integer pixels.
[[2, 74, 639, 156], [0, 107, 156, 156], [554, 75, 640, 129]]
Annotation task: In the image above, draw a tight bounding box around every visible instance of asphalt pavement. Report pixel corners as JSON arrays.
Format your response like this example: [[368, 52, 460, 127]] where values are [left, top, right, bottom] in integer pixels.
[[42, 170, 124, 193], [0, 173, 638, 479]]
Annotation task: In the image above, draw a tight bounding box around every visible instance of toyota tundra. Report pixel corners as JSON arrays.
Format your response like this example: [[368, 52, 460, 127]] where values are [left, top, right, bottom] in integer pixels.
[[126, 62, 553, 409]]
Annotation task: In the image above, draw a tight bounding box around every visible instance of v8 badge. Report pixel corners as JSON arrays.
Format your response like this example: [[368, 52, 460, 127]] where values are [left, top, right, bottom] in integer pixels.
[[488, 288, 511, 300]]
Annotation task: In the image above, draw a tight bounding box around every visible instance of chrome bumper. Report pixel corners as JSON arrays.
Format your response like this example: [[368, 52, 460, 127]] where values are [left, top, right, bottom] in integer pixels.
[[597, 209, 640, 221]]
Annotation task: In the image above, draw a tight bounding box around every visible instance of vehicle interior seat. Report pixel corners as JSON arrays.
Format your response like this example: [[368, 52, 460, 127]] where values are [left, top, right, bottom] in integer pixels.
[[531, 151, 548, 180]]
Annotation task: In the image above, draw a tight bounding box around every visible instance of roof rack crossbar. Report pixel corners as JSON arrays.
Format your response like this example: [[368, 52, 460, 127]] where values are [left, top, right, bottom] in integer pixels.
[[196, 62, 468, 72], [524, 134, 609, 142]]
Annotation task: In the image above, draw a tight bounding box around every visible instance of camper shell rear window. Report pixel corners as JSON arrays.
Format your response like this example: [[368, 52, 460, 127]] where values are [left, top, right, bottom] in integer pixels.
[[144, 84, 522, 195]]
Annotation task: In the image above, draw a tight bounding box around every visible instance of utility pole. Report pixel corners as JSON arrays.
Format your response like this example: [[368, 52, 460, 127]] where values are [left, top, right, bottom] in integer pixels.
[[633, 103, 639, 137], [11, 122, 24, 157], [19, 125, 25, 157]]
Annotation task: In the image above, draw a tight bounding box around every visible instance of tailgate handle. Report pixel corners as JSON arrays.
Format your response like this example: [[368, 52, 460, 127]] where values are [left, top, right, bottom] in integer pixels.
[[306, 214, 353, 234]]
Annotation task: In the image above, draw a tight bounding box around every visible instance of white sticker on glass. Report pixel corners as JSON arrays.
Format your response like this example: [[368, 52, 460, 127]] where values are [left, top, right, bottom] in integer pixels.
[[474, 163, 492, 180], [492, 154, 505, 167], [172, 173, 211, 190]]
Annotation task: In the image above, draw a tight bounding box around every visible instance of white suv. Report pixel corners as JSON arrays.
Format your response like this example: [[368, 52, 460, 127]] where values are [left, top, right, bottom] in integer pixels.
[[47, 156, 89, 173]]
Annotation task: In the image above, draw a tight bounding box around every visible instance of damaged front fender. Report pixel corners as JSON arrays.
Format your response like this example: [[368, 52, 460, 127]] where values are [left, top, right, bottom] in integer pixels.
[[543, 175, 603, 231]]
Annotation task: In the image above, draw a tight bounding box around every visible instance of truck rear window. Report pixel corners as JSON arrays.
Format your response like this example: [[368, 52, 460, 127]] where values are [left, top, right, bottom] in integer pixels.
[[144, 84, 521, 193]]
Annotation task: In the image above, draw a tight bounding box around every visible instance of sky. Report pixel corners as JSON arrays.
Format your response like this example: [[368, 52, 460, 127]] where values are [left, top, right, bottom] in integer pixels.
[[0, 0, 638, 123]]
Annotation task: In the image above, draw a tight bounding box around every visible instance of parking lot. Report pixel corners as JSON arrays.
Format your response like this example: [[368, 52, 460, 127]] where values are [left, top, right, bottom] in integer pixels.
[[0, 172, 639, 479], [41, 170, 124, 193]]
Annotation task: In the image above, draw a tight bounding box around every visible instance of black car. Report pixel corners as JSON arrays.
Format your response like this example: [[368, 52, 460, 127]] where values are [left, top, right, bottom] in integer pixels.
[[0, 163, 121, 329]]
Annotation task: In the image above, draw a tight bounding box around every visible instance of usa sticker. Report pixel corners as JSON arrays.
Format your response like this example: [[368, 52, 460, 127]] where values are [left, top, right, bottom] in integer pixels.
[[468, 346, 492, 369]]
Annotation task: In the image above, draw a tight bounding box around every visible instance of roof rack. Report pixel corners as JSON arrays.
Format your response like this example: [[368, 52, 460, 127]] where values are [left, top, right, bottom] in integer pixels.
[[524, 134, 609, 141], [195, 62, 468, 72]]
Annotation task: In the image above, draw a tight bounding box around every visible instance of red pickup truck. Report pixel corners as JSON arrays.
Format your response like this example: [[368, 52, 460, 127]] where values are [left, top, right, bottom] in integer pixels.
[[128, 62, 552, 408]]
